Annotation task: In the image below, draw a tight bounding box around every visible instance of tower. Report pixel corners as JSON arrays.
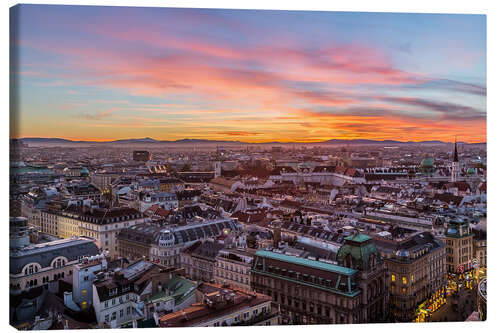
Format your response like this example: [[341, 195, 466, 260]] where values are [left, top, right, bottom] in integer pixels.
[[214, 161, 221, 178], [214, 146, 222, 178], [451, 138, 460, 182]]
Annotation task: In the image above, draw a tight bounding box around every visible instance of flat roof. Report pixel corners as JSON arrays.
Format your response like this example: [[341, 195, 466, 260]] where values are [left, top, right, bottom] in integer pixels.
[[255, 250, 356, 276], [10, 236, 95, 257]]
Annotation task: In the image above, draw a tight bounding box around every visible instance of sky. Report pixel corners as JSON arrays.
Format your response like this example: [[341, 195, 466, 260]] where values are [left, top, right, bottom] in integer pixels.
[[10, 5, 486, 143]]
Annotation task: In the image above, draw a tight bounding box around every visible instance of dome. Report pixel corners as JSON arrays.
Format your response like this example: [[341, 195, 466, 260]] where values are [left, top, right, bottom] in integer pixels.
[[467, 167, 476, 174], [420, 158, 434, 168], [336, 232, 381, 271], [81, 167, 89, 175], [396, 250, 409, 257]]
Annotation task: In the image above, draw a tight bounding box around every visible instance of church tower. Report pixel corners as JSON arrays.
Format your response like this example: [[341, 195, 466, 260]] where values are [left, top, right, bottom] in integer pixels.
[[214, 146, 222, 178], [451, 138, 460, 182]]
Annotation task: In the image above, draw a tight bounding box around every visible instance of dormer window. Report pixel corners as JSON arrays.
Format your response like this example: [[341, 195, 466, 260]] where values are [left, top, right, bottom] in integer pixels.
[[109, 287, 118, 296]]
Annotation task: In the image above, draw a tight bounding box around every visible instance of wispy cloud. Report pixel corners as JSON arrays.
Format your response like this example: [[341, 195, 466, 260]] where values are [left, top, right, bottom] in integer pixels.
[[12, 6, 486, 142], [75, 109, 114, 120]]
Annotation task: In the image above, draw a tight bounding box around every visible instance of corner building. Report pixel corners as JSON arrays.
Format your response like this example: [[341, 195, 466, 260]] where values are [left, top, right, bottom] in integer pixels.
[[251, 233, 387, 325]]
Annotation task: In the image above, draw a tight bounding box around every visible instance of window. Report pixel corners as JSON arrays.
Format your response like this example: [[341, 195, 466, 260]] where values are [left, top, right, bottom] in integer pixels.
[[214, 322, 220, 327], [120, 309, 124, 318], [391, 274, 395, 282], [82, 289, 87, 296], [253, 309, 258, 316], [105, 301, 109, 308], [127, 307, 131, 315], [402, 277, 407, 285], [105, 315, 110, 322], [244, 312, 249, 319]]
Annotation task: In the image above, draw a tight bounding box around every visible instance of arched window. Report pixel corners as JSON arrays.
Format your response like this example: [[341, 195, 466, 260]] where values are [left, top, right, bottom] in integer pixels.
[[344, 254, 353, 269], [370, 254, 376, 270]]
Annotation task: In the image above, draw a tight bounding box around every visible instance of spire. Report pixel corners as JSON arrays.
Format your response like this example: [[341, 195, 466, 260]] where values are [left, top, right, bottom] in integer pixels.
[[453, 137, 459, 162]]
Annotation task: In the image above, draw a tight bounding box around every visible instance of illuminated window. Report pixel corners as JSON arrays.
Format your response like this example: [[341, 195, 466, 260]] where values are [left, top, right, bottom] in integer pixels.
[[411, 275, 414, 282], [402, 277, 407, 285], [82, 289, 87, 296], [391, 275, 395, 282]]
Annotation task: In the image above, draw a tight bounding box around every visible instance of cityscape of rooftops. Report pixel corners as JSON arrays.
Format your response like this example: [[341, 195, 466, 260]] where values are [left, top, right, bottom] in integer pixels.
[[9, 4, 486, 330]]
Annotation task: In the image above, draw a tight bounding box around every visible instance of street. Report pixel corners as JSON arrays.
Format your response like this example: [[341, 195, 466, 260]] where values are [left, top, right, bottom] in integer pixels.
[[430, 285, 478, 322]]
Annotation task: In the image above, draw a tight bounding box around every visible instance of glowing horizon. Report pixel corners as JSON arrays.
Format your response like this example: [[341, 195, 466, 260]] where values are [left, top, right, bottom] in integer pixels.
[[10, 5, 486, 143]]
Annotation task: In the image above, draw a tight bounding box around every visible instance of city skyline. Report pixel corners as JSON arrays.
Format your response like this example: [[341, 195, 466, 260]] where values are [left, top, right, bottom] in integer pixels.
[[11, 5, 486, 143]]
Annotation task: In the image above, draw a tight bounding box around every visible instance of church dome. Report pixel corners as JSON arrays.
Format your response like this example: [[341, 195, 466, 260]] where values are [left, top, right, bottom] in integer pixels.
[[420, 158, 434, 168], [467, 167, 476, 174]]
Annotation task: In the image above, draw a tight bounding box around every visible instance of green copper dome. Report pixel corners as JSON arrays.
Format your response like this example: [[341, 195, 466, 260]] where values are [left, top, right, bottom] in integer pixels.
[[467, 167, 476, 174], [420, 158, 434, 168], [336, 232, 382, 271], [81, 167, 89, 175]]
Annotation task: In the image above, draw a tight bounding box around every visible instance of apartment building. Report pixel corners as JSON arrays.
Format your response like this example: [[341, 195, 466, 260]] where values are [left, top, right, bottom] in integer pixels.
[[10, 236, 99, 294], [373, 229, 446, 321], [92, 261, 195, 328], [446, 219, 474, 273], [214, 248, 256, 290], [159, 283, 279, 327]]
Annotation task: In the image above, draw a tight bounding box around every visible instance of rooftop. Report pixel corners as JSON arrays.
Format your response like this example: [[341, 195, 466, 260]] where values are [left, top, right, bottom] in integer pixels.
[[254, 250, 356, 276]]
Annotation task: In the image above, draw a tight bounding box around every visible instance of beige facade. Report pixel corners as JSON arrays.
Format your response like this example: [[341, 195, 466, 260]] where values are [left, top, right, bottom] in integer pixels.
[[35, 207, 146, 259], [474, 238, 487, 267], [39, 210, 58, 236], [446, 220, 474, 273], [214, 248, 255, 290]]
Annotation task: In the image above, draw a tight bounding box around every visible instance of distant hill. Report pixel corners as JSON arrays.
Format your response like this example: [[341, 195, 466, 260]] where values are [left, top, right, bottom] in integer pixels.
[[16, 137, 473, 145]]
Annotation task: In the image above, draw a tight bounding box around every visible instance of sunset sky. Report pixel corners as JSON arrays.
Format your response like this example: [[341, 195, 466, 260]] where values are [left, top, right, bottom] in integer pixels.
[[10, 5, 486, 143]]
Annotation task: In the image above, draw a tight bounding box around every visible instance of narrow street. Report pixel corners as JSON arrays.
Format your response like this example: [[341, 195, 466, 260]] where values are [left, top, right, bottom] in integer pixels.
[[429, 285, 477, 322]]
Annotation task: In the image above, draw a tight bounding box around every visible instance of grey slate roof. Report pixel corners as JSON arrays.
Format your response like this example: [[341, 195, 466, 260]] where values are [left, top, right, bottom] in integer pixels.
[[10, 237, 99, 275]]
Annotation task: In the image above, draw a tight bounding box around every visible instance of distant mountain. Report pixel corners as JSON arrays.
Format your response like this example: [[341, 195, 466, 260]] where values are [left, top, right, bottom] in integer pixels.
[[18, 137, 76, 143], [172, 138, 243, 144], [321, 139, 450, 145], [111, 137, 158, 144], [16, 137, 469, 145]]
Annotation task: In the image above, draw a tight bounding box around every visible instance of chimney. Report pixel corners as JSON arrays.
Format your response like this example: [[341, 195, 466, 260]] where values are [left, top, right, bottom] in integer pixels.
[[63, 291, 73, 307]]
